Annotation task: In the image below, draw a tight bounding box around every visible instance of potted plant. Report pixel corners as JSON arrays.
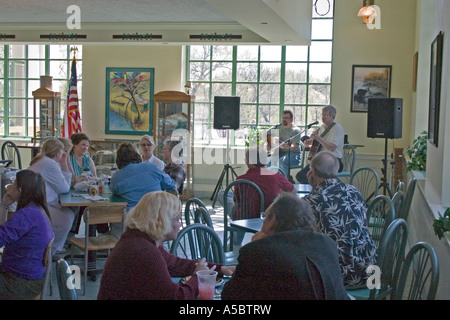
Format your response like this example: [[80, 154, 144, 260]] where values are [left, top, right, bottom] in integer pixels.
[[405, 131, 428, 172], [433, 208, 450, 240]]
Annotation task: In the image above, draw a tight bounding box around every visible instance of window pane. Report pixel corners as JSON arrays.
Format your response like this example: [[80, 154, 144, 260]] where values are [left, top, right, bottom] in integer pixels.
[[260, 46, 281, 61], [236, 62, 258, 82], [313, 0, 334, 18], [9, 99, 26, 116], [236, 83, 257, 103], [258, 105, 280, 125], [8, 60, 25, 78], [50, 45, 68, 59], [9, 80, 26, 97], [9, 117, 25, 136], [53, 79, 67, 95], [211, 62, 232, 81], [190, 45, 211, 60], [309, 63, 331, 83], [212, 45, 233, 60], [28, 45, 45, 59], [259, 84, 280, 103], [285, 106, 307, 127], [286, 46, 308, 61], [285, 63, 307, 82], [285, 84, 307, 104], [27, 80, 40, 97], [28, 60, 46, 79], [194, 103, 210, 122], [260, 63, 281, 82], [309, 41, 332, 61], [190, 62, 210, 81], [308, 85, 330, 104], [192, 83, 210, 102], [211, 83, 232, 97], [312, 19, 333, 40], [237, 46, 258, 60], [240, 104, 257, 124], [28, 99, 34, 117], [307, 106, 323, 126], [50, 60, 68, 79], [9, 45, 25, 59], [194, 123, 209, 142]]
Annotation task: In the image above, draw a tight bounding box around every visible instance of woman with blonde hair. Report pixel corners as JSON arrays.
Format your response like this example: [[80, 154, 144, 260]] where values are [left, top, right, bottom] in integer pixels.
[[98, 191, 234, 300], [29, 137, 73, 256]]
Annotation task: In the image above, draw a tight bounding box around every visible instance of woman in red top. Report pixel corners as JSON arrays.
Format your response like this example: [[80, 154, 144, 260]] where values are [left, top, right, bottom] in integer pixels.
[[97, 191, 234, 300]]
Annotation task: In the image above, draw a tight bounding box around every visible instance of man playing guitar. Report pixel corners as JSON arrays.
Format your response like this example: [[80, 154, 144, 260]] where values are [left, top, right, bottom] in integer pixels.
[[296, 105, 345, 184], [266, 110, 302, 180]]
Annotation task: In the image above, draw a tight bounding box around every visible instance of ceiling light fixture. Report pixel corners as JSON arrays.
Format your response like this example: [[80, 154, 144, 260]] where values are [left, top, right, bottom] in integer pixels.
[[357, 0, 377, 24]]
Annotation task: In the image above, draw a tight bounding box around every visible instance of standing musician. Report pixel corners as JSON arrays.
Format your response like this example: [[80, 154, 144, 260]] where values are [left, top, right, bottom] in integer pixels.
[[296, 105, 345, 184], [266, 110, 302, 179]]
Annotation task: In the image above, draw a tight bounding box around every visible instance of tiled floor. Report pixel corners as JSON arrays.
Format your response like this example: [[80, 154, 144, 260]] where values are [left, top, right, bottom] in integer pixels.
[[42, 197, 250, 300]]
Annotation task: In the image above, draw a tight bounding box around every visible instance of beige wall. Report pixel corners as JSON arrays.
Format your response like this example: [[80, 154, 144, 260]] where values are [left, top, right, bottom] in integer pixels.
[[332, 0, 416, 156], [81, 45, 184, 140]]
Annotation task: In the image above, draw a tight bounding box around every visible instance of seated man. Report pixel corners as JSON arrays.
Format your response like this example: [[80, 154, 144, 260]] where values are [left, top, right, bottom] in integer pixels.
[[221, 192, 349, 300], [219, 146, 294, 246], [267, 110, 302, 179], [302, 151, 377, 287]]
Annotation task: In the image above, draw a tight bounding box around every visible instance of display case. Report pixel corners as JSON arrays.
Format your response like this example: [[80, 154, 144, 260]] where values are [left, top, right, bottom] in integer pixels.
[[32, 86, 61, 139], [153, 91, 194, 199]]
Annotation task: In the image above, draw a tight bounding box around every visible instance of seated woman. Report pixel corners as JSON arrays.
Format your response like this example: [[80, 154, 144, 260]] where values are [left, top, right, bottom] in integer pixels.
[[110, 142, 177, 209], [58, 137, 76, 185], [97, 191, 234, 300], [140, 134, 165, 171], [69, 132, 97, 183], [28, 138, 73, 256], [0, 170, 55, 300], [162, 139, 186, 196]]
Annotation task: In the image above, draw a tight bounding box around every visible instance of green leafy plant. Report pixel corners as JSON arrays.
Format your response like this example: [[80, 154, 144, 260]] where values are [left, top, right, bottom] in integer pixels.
[[433, 208, 450, 240], [244, 126, 265, 148], [405, 131, 428, 172]]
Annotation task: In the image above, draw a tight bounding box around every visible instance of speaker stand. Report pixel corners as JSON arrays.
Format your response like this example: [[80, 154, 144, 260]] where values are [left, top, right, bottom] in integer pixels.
[[210, 130, 239, 208], [379, 138, 394, 197]]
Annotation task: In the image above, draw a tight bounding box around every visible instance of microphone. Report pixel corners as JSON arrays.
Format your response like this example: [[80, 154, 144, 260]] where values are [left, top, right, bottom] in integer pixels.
[[306, 121, 319, 129]]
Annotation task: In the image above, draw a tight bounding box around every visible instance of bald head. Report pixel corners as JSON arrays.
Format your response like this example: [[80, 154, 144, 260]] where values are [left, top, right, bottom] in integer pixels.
[[310, 151, 339, 179]]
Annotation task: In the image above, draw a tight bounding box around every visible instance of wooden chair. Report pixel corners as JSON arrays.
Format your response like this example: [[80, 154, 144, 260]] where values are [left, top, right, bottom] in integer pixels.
[[223, 179, 264, 251], [350, 167, 380, 207], [337, 144, 356, 181], [170, 223, 224, 264], [56, 258, 78, 300], [394, 242, 440, 300], [69, 204, 126, 295]]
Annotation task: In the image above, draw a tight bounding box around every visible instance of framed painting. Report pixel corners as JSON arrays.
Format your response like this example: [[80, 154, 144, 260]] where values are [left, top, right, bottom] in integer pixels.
[[351, 65, 392, 112], [428, 32, 443, 147], [105, 67, 154, 135]]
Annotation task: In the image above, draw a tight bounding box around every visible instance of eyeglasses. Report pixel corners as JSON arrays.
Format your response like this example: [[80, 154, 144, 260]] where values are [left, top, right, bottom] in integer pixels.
[[140, 143, 153, 147]]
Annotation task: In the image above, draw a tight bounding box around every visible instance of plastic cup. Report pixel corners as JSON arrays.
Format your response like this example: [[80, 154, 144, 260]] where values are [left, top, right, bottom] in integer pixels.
[[196, 270, 217, 300]]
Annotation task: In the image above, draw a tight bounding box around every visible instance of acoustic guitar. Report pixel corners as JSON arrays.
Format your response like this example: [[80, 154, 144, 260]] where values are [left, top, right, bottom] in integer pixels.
[[307, 122, 336, 162]]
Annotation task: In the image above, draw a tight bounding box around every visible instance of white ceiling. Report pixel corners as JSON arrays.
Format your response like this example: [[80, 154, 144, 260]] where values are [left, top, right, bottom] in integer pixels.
[[0, 0, 312, 45]]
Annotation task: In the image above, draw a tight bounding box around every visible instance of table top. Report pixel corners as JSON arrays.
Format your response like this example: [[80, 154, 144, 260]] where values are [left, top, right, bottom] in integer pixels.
[[60, 190, 127, 207], [294, 183, 312, 193], [230, 218, 263, 234]]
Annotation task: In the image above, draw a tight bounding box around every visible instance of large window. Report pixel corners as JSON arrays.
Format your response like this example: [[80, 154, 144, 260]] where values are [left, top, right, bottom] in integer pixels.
[[187, 0, 334, 146], [0, 45, 82, 137]]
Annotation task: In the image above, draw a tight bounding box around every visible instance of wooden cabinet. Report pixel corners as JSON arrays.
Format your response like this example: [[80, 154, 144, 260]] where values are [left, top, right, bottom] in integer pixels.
[[32, 87, 61, 139], [153, 91, 194, 199]]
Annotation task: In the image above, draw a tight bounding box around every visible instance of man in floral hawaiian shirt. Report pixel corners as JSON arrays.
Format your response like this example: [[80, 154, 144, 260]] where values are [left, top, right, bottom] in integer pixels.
[[303, 151, 377, 287]]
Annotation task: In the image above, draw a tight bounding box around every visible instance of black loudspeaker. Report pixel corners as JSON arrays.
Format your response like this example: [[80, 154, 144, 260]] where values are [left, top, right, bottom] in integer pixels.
[[213, 96, 240, 130], [367, 98, 403, 139]]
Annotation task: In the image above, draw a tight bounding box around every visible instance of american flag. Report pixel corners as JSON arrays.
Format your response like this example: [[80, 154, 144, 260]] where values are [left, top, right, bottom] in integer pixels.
[[62, 58, 82, 137]]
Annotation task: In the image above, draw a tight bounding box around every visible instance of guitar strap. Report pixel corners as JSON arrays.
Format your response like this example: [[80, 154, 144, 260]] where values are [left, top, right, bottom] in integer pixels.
[[316, 122, 336, 153]]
